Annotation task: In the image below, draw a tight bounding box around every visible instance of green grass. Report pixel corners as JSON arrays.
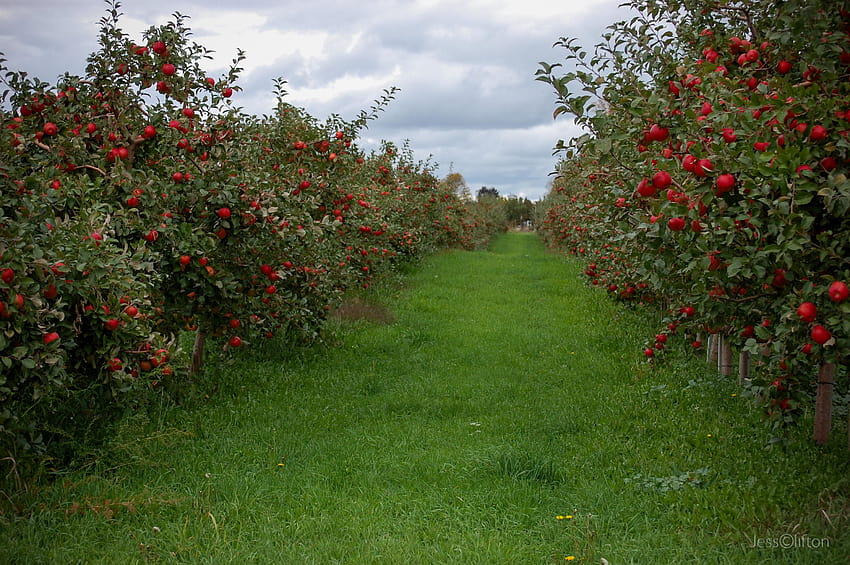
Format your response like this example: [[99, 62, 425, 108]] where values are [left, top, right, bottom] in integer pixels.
[[2, 232, 849, 564]]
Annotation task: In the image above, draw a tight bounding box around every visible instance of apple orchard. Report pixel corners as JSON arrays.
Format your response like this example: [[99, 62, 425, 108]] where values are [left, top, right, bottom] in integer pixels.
[[537, 0, 850, 444], [0, 4, 504, 459], [3, 0, 850, 466]]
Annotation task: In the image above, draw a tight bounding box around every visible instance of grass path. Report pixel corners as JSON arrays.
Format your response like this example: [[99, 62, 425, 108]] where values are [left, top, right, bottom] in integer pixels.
[[3, 232, 848, 564]]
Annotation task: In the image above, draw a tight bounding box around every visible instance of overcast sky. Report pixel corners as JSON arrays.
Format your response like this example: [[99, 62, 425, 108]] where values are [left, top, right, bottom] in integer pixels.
[[1, 0, 630, 201]]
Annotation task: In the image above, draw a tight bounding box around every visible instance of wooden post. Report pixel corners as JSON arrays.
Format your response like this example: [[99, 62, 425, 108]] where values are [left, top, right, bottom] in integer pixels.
[[707, 334, 719, 365], [738, 351, 750, 384], [719, 337, 733, 376], [813, 363, 835, 446]]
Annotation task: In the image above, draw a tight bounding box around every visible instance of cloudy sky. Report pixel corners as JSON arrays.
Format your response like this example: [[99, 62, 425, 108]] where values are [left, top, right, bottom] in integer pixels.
[[1, 0, 630, 201]]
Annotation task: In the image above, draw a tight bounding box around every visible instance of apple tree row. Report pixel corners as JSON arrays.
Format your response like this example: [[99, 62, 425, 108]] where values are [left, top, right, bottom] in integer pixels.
[[536, 0, 850, 443], [0, 3, 502, 462]]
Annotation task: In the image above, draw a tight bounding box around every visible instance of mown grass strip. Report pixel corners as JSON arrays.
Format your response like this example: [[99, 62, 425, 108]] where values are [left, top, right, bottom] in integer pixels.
[[1, 232, 848, 564]]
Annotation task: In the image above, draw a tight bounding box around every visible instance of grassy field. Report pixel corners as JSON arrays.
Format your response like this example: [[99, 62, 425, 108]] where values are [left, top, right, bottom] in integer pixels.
[[1, 231, 848, 564]]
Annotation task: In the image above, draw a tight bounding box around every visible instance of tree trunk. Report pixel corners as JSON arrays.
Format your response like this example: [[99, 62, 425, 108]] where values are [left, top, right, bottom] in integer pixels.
[[813, 363, 835, 446], [189, 329, 205, 379]]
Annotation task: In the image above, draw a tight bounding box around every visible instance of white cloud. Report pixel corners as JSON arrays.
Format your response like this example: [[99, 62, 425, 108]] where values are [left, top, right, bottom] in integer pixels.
[[477, 0, 615, 29], [187, 11, 331, 78], [290, 66, 403, 105]]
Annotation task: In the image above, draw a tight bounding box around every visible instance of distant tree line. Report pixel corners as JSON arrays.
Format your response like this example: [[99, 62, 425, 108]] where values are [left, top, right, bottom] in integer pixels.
[[438, 174, 538, 228], [503, 195, 534, 227]]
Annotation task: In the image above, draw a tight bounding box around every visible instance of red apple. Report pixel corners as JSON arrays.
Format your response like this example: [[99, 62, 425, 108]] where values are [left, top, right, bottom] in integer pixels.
[[821, 157, 838, 171], [649, 124, 669, 142], [652, 170, 673, 190], [636, 178, 656, 197], [668, 217, 686, 231], [811, 325, 831, 345], [828, 281, 849, 302], [715, 173, 736, 195], [797, 302, 817, 322], [39, 280, 58, 298], [693, 158, 713, 177], [809, 125, 827, 141]]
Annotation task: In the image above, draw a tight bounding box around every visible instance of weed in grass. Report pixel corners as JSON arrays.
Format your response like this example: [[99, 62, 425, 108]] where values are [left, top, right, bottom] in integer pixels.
[[550, 512, 598, 563], [625, 467, 712, 493]]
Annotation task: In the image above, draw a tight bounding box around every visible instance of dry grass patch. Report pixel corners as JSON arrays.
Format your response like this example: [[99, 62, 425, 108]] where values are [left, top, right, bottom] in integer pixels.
[[330, 296, 395, 324]]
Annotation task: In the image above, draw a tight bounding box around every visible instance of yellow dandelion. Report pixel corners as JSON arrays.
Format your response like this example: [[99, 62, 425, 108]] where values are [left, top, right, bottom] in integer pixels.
[[565, 515, 573, 519], [706, 434, 712, 438], [556, 515, 564, 520], [565, 556, 576, 561]]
